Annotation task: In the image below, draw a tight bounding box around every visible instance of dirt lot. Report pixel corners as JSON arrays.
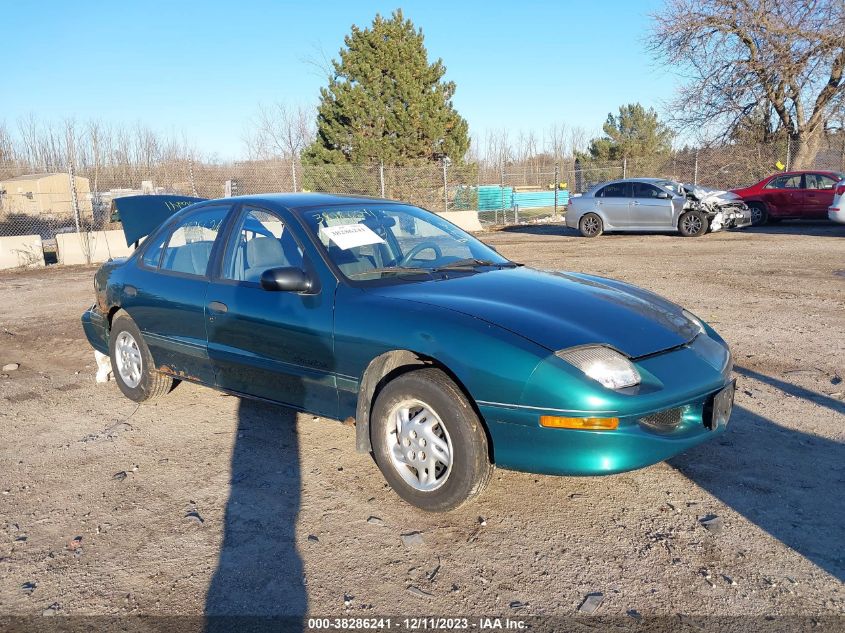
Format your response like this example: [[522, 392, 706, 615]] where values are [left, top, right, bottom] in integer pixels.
[[0, 222, 843, 624]]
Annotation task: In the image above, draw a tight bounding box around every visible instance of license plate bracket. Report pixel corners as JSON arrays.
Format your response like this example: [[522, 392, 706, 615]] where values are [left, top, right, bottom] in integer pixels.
[[706, 380, 736, 431]]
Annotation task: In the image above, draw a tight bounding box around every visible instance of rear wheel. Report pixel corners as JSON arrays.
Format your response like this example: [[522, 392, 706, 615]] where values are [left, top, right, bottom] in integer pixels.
[[579, 213, 603, 237], [109, 311, 173, 402], [370, 368, 492, 512], [748, 203, 768, 226], [678, 210, 708, 237]]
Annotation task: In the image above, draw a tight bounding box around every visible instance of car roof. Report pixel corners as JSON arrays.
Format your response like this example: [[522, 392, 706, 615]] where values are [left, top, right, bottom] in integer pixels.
[[210, 192, 405, 212]]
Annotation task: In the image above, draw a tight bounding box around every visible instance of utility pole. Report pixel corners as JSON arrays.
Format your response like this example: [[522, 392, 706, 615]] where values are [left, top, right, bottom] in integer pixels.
[[379, 161, 385, 198]]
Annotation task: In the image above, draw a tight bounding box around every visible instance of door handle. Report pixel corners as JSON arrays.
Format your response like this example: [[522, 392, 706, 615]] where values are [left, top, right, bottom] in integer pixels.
[[208, 301, 228, 314], [631, 201, 639, 206]]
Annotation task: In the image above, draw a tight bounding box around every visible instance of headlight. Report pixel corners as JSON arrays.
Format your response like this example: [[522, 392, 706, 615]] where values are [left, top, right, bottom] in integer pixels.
[[556, 345, 641, 389], [682, 309, 705, 334]]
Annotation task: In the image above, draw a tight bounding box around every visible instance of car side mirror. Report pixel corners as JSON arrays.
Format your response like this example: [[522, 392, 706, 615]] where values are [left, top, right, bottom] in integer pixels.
[[657, 192, 671, 199], [260, 267, 313, 292]]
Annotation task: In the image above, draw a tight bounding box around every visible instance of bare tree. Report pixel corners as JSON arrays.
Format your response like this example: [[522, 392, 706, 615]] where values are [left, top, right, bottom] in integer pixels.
[[651, 0, 845, 168], [244, 103, 314, 191], [545, 123, 568, 160], [568, 126, 590, 157]]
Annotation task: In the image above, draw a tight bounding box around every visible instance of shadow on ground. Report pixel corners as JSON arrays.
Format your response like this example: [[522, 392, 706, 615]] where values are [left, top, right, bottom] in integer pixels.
[[744, 221, 845, 237], [205, 399, 306, 631], [670, 398, 845, 582], [496, 223, 578, 236], [735, 365, 844, 416]]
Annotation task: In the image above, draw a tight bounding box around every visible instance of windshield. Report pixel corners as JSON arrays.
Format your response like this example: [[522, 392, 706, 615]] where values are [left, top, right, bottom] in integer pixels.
[[655, 180, 685, 195], [299, 204, 510, 281]]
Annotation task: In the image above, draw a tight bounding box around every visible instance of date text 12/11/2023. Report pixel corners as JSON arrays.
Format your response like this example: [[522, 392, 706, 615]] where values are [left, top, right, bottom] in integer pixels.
[[306, 617, 528, 630]]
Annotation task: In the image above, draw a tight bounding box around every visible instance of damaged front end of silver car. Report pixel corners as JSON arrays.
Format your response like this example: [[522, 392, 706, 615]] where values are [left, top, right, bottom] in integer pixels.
[[682, 184, 752, 232]]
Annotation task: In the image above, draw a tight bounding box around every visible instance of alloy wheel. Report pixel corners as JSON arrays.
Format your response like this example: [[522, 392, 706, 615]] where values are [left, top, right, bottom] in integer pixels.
[[582, 216, 600, 236], [682, 214, 703, 234]]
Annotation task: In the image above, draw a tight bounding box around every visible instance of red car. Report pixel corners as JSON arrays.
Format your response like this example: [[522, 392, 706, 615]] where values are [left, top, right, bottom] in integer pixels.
[[731, 170, 845, 225]]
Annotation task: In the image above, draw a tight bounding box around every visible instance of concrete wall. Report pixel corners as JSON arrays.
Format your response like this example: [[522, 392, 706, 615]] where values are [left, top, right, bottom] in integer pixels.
[[0, 234, 45, 270], [56, 230, 133, 266], [435, 210, 483, 232]]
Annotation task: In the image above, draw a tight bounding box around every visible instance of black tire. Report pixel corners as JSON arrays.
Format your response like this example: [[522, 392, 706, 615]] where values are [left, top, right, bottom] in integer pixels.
[[370, 368, 492, 512], [748, 203, 768, 226], [579, 212, 603, 237], [678, 210, 708, 237], [109, 311, 173, 402]]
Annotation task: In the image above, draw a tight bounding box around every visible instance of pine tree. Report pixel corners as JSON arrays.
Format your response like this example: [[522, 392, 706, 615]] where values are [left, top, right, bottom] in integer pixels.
[[587, 104, 674, 161], [302, 10, 469, 166]]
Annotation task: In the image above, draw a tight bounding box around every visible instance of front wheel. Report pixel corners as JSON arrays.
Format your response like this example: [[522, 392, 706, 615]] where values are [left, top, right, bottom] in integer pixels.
[[109, 311, 174, 402], [678, 210, 708, 237], [748, 203, 768, 226], [370, 368, 492, 512], [579, 212, 603, 237]]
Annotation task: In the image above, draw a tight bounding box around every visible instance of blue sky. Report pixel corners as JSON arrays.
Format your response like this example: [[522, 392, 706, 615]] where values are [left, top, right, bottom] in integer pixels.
[[4, 0, 671, 159]]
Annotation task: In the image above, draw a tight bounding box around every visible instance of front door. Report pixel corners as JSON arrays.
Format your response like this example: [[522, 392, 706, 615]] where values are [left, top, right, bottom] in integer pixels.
[[630, 182, 674, 228], [206, 205, 339, 418], [124, 204, 231, 384], [762, 173, 803, 217], [803, 173, 838, 218]]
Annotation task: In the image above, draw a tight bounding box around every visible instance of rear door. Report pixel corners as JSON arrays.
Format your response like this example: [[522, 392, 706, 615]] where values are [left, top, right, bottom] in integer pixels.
[[595, 181, 632, 228], [803, 173, 839, 217], [123, 204, 232, 384], [761, 174, 803, 217], [630, 182, 674, 228]]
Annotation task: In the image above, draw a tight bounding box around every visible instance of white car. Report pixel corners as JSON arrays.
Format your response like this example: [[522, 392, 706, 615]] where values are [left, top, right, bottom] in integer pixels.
[[829, 179, 845, 224]]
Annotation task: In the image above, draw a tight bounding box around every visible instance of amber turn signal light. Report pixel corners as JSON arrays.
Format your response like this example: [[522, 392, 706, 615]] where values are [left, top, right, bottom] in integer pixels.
[[539, 416, 619, 430]]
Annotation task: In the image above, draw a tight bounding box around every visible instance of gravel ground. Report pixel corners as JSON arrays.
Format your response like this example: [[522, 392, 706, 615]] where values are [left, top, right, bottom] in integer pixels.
[[0, 221, 843, 624]]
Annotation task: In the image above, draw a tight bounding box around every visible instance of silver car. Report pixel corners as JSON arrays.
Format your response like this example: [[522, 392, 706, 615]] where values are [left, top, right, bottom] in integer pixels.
[[566, 178, 752, 237], [829, 178, 845, 224]]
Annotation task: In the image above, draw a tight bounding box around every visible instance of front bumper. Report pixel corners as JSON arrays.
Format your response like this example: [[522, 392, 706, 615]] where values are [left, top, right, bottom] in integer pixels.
[[479, 336, 733, 476], [81, 305, 109, 355], [710, 206, 752, 231]]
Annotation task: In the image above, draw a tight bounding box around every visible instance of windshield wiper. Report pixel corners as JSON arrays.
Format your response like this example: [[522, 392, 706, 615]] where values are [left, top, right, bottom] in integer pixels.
[[347, 266, 434, 278], [432, 258, 521, 272]]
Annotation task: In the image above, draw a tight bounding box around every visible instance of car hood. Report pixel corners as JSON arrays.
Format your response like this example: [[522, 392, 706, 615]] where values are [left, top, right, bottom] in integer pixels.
[[369, 267, 700, 358]]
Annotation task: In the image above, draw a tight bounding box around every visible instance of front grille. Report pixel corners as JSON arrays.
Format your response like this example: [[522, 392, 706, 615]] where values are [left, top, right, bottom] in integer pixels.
[[639, 407, 684, 433]]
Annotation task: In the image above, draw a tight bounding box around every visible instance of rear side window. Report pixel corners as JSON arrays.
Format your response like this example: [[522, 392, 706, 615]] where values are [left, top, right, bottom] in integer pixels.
[[159, 206, 230, 276], [598, 182, 629, 198], [141, 231, 168, 268], [805, 174, 837, 190]]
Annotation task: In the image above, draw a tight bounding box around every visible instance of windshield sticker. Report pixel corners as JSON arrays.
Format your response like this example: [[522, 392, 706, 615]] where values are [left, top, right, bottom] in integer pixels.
[[320, 223, 386, 250]]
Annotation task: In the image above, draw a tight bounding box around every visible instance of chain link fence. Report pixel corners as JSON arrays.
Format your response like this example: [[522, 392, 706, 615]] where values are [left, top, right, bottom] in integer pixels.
[[2, 136, 844, 265]]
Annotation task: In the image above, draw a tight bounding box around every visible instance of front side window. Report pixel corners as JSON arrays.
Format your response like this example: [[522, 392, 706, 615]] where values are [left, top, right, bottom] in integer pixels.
[[765, 175, 802, 189], [223, 207, 304, 282], [300, 204, 510, 281], [599, 182, 630, 198], [632, 183, 665, 198], [159, 206, 229, 276]]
